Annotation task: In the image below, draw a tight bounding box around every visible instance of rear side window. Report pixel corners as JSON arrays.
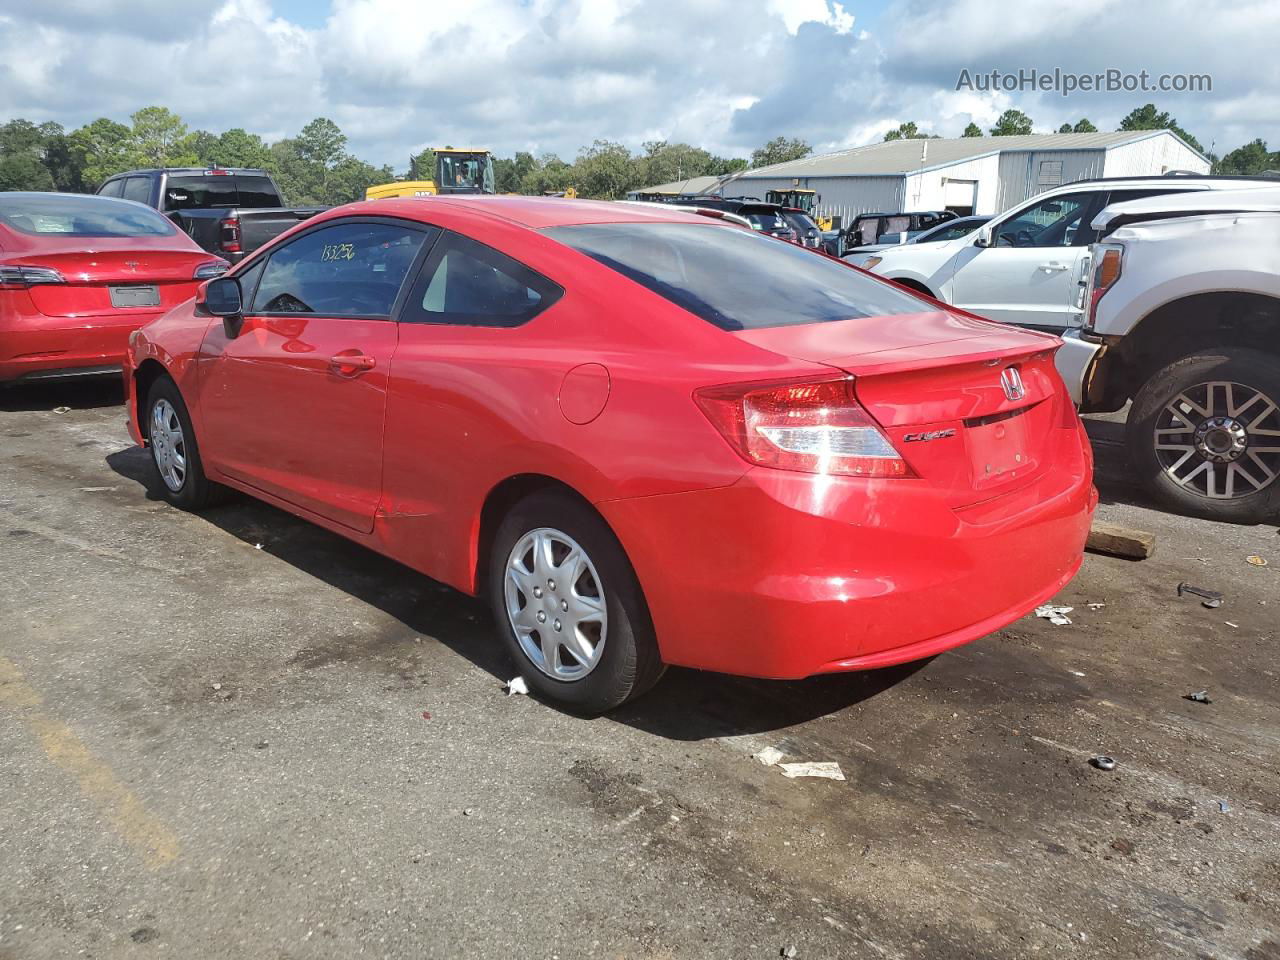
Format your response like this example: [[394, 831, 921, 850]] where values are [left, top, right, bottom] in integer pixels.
[[546, 222, 931, 331], [164, 175, 237, 210], [401, 231, 562, 327], [98, 179, 125, 198], [251, 220, 435, 317], [121, 176, 152, 205], [0, 193, 176, 237], [234, 176, 281, 208]]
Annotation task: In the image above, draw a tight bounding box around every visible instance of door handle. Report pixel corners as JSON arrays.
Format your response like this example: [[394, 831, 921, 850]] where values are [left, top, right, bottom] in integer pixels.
[[328, 352, 376, 375], [1038, 262, 1069, 272]]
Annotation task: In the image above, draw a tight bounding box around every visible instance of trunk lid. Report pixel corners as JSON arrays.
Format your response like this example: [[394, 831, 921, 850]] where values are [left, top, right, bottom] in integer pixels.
[[736, 310, 1069, 506], [8, 247, 216, 318]]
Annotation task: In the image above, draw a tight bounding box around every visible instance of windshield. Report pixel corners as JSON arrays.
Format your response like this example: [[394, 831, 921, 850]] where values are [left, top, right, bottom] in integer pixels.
[[545, 222, 930, 331], [437, 153, 496, 193], [782, 211, 818, 234], [0, 193, 176, 237], [744, 211, 787, 232]]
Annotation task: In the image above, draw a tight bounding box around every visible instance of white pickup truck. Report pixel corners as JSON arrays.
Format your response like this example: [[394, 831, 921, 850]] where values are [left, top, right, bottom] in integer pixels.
[[1063, 187, 1280, 522]]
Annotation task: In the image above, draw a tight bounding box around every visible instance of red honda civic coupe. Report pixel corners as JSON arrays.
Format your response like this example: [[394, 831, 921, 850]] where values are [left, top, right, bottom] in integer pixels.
[[124, 197, 1095, 712], [0, 192, 227, 385]]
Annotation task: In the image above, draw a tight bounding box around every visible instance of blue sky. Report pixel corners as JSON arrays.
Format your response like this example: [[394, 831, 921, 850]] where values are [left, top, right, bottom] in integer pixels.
[[0, 0, 1271, 171]]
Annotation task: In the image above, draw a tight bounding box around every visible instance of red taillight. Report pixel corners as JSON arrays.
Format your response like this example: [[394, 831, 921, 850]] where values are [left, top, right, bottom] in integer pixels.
[[220, 216, 241, 254], [1086, 244, 1123, 329], [694, 375, 911, 478], [0, 265, 65, 289]]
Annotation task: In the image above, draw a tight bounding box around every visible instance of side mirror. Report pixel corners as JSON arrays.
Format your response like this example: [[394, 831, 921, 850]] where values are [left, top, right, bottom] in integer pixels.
[[198, 276, 244, 338], [974, 225, 994, 248], [200, 276, 243, 317]]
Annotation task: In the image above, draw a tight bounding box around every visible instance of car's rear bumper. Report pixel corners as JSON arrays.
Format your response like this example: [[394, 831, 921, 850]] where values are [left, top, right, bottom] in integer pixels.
[[1055, 329, 1104, 407], [0, 309, 158, 384], [599, 436, 1095, 679]]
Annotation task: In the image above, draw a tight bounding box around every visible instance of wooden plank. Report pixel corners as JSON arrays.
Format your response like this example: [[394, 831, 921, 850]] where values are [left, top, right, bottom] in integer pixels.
[[1086, 520, 1156, 560]]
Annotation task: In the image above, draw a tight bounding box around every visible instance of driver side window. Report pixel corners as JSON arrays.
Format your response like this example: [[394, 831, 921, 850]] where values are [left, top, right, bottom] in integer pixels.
[[994, 192, 1094, 248], [250, 221, 436, 317]]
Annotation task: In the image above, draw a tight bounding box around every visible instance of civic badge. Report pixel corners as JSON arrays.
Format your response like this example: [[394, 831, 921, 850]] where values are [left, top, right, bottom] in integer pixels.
[[1000, 366, 1025, 402]]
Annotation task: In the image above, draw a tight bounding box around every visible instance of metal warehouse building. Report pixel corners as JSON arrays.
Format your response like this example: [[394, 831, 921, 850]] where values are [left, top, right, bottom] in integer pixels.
[[697, 130, 1208, 227]]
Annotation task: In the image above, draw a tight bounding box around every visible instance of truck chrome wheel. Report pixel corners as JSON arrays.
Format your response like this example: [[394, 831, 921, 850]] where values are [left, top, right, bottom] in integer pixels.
[[150, 398, 188, 493], [504, 527, 608, 681], [1153, 380, 1280, 499]]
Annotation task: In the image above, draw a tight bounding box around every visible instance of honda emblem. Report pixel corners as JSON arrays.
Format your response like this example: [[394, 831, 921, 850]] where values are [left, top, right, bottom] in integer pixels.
[[1000, 366, 1025, 401]]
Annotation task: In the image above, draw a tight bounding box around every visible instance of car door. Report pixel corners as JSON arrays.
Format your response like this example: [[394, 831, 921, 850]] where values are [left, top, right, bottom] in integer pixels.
[[197, 218, 438, 532], [948, 191, 1106, 331], [376, 230, 564, 580]]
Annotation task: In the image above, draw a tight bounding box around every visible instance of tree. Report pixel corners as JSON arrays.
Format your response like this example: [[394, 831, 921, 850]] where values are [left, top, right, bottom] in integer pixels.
[[709, 155, 748, 176], [295, 118, 347, 170], [70, 117, 133, 187], [1214, 139, 1276, 176], [574, 139, 640, 199], [129, 106, 197, 167], [408, 149, 436, 181], [0, 120, 55, 191], [990, 109, 1033, 136], [494, 151, 535, 193], [519, 153, 573, 195], [1118, 103, 1203, 153], [202, 128, 271, 169], [750, 136, 811, 168], [962, 122, 983, 138], [640, 140, 714, 186], [39, 122, 84, 192], [885, 120, 926, 142], [1072, 118, 1097, 133]]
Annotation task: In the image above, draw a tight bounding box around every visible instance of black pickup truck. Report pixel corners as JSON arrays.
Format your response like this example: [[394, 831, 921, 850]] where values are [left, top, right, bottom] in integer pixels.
[[96, 167, 325, 262]]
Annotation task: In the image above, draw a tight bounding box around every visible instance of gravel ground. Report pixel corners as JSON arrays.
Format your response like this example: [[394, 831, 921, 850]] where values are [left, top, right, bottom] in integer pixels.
[[1, 379, 1277, 960]]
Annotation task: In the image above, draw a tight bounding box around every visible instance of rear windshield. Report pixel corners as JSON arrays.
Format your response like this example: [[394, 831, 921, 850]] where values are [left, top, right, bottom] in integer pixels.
[[545, 222, 930, 330], [0, 193, 176, 237], [164, 174, 281, 210]]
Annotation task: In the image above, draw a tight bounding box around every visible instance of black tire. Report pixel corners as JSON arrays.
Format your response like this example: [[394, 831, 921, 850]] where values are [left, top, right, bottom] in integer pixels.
[[487, 490, 664, 714], [1126, 348, 1280, 523], [144, 376, 228, 510]]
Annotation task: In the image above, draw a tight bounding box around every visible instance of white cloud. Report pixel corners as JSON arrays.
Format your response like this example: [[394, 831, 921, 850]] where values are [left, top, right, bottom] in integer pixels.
[[0, 0, 1273, 170]]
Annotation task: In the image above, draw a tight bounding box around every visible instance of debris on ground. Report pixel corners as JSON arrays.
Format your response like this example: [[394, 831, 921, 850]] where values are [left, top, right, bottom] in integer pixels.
[[421, 711, 432, 720], [778, 761, 845, 781], [781, 946, 798, 958], [1219, 800, 1230, 813], [753, 746, 785, 767], [1184, 690, 1212, 704], [1086, 602, 1106, 610], [505, 676, 529, 697], [1245, 555, 1268, 567], [1086, 520, 1155, 560], [1035, 604, 1074, 625], [463, 807, 475, 817], [1089, 755, 1117, 771], [1225, 621, 1239, 628], [52, 406, 71, 414], [1177, 582, 1224, 608], [254, 740, 268, 749]]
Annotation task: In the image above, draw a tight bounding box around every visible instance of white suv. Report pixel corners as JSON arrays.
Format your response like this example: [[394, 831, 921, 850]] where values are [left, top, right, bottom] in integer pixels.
[[862, 176, 1265, 334]]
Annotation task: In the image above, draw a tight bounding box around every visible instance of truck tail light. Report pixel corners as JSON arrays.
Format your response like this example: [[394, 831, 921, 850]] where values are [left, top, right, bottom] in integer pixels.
[[1086, 244, 1123, 330], [694, 375, 911, 478], [220, 216, 242, 254], [0, 265, 66, 288]]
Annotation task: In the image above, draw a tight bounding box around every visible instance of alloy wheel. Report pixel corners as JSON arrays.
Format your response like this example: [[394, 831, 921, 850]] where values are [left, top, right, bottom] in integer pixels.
[[1153, 380, 1280, 499], [150, 398, 188, 493], [504, 527, 608, 681]]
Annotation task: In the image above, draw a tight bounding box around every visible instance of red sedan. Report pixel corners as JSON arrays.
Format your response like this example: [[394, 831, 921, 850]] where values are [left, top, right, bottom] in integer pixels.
[[124, 197, 1095, 712], [0, 192, 227, 384]]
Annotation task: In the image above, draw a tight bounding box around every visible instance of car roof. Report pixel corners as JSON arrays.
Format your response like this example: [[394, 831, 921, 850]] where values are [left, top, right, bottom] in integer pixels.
[[347, 195, 727, 229]]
